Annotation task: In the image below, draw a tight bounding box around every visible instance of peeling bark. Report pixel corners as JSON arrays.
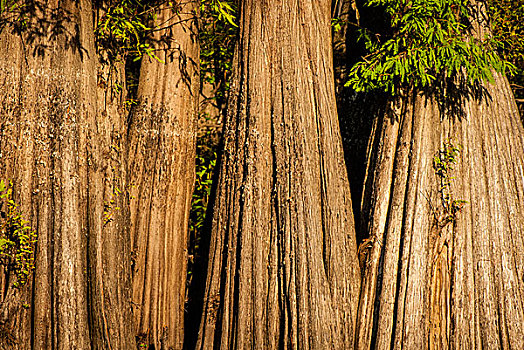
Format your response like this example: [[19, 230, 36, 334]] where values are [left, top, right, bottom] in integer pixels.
[[196, 1, 360, 348], [127, 1, 200, 348]]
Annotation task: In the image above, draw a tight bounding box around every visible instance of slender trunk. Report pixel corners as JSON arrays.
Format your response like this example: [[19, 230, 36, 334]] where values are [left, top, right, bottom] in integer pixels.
[[127, 1, 199, 348], [355, 5, 524, 347], [86, 4, 136, 349], [197, 1, 360, 348], [0, 1, 97, 348]]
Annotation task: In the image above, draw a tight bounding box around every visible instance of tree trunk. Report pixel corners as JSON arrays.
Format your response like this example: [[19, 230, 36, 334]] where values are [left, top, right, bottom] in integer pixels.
[[126, 1, 199, 348], [86, 4, 137, 349], [196, 1, 361, 348], [355, 7, 524, 347], [0, 1, 97, 348]]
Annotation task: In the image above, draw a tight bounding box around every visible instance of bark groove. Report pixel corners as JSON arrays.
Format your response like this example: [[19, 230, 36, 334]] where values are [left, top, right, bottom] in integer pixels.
[[356, 73, 524, 349], [127, 2, 199, 348], [197, 1, 360, 349]]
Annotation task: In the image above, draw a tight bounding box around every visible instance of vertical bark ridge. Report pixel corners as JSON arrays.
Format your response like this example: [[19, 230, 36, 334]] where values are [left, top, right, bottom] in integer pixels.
[[197, 1, 360, 349], [127, 1, 199, 348], [356, 70, 524, 349], [0, 1, 98, 348], [88, 4, 137, 347]]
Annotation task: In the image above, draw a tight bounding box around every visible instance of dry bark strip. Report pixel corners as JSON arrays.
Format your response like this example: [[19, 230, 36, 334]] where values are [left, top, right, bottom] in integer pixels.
[[196, 1, 361, 349]]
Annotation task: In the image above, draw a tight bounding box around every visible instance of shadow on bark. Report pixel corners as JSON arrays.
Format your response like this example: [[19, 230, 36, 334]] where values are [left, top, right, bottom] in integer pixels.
[[183, 133, 224, 350], [0, 2, 90, 60]]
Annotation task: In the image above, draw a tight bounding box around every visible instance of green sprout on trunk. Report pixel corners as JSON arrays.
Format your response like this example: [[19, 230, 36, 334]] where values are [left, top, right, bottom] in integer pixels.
[[433, 141, 467, 225]]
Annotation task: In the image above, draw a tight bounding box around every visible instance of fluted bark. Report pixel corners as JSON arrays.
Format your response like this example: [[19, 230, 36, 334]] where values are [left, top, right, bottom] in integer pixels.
[[355, 3, 524, 344], [127, 1, 200, 348], [197, 1, 361, 348]]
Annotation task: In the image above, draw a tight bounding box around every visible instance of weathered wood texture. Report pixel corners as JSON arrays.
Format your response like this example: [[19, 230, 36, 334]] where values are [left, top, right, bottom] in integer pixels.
[[127, 1, 200, 348], [196, 1, 360, 348], [0, 1, 103, 348], [87, 4, 137, 349], [355, 7, 524, 345]]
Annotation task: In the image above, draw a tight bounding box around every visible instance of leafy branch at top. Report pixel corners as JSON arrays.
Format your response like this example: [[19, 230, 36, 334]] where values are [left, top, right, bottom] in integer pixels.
[[487, 0, 524, 113], [0, 0, 27, 31], [199, 0, 238, 109], [205, 0, 237, 28], [95, 0, 159, 64], [346, 0, 515, 94]]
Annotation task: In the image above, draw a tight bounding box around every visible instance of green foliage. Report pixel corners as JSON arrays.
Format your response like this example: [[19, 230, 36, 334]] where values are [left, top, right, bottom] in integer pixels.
[[188, 133, 217, 254], [187, 131, 218, 287], [191, 0, 236, 241], [346, 0, 514, 94], [331, 17, 345, 33], [0, 180, 37, 288], [200, 0, 238, 108], [136, 333, 148, 349], [94, 1, 166, 109], [185, 0, 236, 288], [188, 0, 237, 253], [0, 0, 18, 15], [433, 141, 467, 224], [0, 0, 28, 31], [205, 0, 237, 28], [95, 0, 159, 63], [487, 0, 524, 112], [488, 0, 524, 72]]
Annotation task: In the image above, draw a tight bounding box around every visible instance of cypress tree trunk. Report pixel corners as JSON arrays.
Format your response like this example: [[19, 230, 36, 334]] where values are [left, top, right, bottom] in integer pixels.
[[0, 1, 99, 348], [196, 1, 360, 348], [355, 6, 524, 348], [126, 1, 199, 348], [87, 4, 136, 348]]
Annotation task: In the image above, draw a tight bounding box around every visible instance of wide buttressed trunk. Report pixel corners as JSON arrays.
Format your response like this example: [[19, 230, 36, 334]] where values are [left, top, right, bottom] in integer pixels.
[[355, 71, 524, 350], [0, 0, 102, 348], [355, 2, 524, 348], [196, 1, 360, 349], [126, 1, 199, 348]]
